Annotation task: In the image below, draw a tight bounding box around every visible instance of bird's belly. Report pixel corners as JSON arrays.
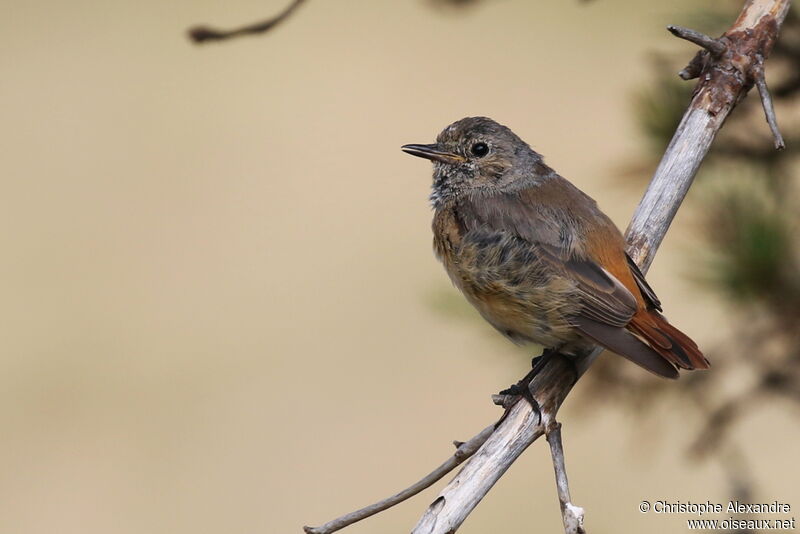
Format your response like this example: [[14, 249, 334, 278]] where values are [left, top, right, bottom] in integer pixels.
[[457, 276, 581, 348], [432, 219, 583, 349]]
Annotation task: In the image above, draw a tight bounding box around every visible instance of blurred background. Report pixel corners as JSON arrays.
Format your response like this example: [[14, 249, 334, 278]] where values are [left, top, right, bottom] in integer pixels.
[[2, 1, 798, 533]]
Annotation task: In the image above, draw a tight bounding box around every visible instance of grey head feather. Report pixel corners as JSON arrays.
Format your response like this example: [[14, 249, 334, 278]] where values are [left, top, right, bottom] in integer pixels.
[[427, 117, 547, 208]]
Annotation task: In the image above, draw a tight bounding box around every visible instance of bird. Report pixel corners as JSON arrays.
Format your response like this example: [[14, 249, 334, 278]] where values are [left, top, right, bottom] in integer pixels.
[[401, 117, 709, 380]]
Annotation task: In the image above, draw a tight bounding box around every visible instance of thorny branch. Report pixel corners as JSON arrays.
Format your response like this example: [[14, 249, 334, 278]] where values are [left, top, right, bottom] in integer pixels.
[[301, 1, 791, 533], [667, 22, 787, 150], [668, 25, 727, 56]]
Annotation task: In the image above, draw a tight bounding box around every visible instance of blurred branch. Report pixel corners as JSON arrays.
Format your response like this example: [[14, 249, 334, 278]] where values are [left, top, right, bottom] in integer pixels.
[[188, 0, 307, 44], [305, 1, 790, 533], [689, 387, 757, 457]]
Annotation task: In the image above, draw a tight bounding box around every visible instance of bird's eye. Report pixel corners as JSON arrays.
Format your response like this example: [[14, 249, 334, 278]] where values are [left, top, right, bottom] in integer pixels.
[[470, 142, 489, 158]]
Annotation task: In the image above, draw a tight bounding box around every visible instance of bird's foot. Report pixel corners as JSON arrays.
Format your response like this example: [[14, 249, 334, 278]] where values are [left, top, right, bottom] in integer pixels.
[[497, 348, 558, 424]]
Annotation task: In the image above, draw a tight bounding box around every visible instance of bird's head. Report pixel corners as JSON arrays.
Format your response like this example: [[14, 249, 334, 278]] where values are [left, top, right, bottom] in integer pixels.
[[402, 117, 541, 208]]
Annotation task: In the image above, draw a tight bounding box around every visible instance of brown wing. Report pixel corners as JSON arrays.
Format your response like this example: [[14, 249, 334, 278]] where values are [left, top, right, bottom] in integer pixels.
[[536, 243, 637, 328], [455, 179, 698, 378], [456, 187, 640, 329], [540, 238, 682, 378], [582, 209, 709, 371]]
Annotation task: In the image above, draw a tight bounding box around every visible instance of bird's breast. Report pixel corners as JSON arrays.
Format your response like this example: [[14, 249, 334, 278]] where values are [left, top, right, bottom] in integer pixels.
[[431, 208, 581, 347]]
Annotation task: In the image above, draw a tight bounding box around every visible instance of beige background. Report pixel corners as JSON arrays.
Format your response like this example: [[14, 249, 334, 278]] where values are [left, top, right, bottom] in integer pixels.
[[2, 1, 797, 533]]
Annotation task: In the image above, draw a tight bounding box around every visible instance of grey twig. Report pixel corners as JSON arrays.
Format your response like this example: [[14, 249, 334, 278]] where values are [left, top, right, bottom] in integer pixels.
[[546, 422, 586, 534], [667, 25, 727, 56], [302, 424, 496, 534], [753, 54, 786, 149], [188, 0, 307, 44]]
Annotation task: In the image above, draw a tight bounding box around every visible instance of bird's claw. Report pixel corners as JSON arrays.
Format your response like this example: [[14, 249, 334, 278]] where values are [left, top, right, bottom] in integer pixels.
[[496, 349, 558, 424]]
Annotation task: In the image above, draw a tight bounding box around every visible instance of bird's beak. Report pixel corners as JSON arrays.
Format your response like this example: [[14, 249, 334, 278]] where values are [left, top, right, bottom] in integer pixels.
[[401, 143, 466, 164]]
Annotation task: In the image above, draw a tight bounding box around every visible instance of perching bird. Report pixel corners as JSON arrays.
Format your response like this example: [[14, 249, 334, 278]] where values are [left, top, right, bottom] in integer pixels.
[[402, 117, 709, 379]]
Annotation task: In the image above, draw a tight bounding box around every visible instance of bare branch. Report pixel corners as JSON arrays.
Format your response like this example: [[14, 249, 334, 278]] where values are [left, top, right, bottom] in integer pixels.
[[628, 0, 790, 270], [303, 424, 496, 534], [188, 0, 307, 44], [410, 353, 582, 534], [546, 422, 586, 534], [667, 25, 727, 55], [410, 2, 790, 533], [753, 54, 786, 149], [305, 1, 791, 533]]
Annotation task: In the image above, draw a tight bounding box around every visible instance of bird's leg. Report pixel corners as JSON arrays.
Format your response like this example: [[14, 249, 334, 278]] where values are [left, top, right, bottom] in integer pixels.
[[497, 348, 558, 423]]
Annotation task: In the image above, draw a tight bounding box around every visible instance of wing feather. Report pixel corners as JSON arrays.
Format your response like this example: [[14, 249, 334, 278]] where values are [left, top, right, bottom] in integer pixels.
[[458, 192, 639, 329]]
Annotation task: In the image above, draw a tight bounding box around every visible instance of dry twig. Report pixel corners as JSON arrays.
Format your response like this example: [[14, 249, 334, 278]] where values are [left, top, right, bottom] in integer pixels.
[[667, 25, 727, 55], [753, 53, 786, 149]]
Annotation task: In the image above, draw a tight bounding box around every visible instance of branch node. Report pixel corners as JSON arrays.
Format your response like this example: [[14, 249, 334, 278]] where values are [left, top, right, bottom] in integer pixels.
[[667, 25, 727, 56], [678, 51, 706, 80], [491, 393, 516, 408]]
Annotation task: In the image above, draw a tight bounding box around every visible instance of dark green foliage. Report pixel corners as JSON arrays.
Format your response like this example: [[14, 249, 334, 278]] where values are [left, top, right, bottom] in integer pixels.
[[704, 183, 799, 307]]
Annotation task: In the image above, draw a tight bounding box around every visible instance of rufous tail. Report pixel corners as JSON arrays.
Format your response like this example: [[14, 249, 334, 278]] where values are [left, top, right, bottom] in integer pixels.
[[628, 310, 710, 370]]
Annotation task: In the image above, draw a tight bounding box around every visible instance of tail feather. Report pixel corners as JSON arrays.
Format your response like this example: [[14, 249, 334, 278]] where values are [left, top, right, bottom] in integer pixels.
[[629, 311, 710, 370], [573, 316, 679, 379], [628, 316, 671, 350]]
